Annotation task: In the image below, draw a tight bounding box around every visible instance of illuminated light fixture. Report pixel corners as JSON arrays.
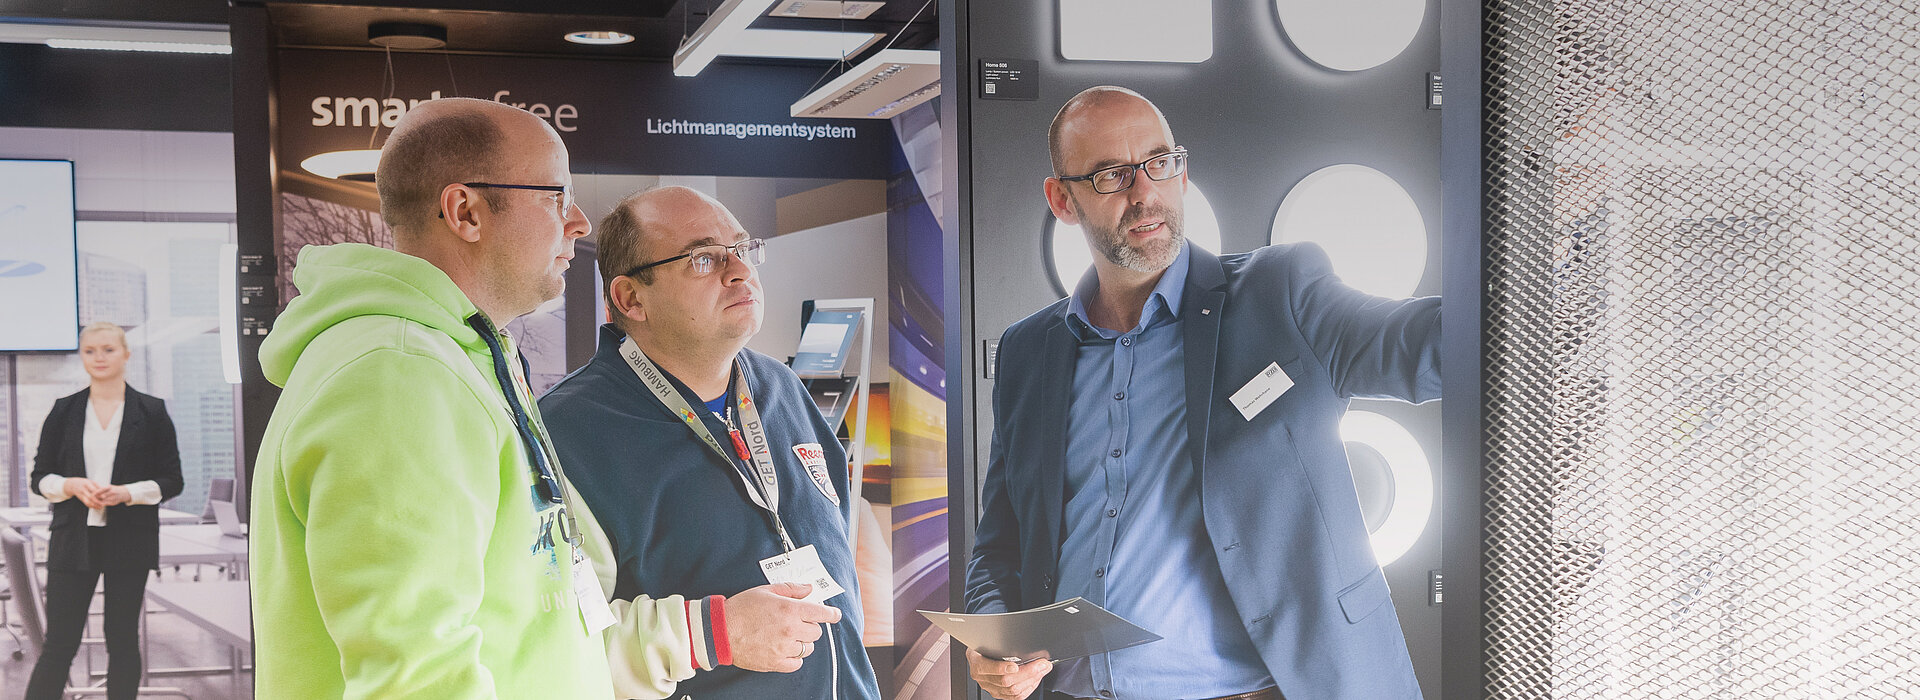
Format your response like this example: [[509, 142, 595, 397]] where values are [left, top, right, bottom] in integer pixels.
[[771, 0, 886, 19], [1047, 182, 1223, 295], [1270, 164, 1428, 298], [44, 39, 229, 54], [564, 31, 635, 46], [723, 29, 882, 60], [674, 0, 782, 77], [301, 149, 382, 182], [1274, 0, 1425, 71], [789, 49, 939, 119], [368, 22, 446, 50], [218, 243, 241, 384], [1059, 0, 1211, 63], [1340, 410, 1433, 566]]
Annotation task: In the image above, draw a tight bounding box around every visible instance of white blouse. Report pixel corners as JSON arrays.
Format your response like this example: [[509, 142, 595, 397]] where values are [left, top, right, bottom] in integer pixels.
[[38, 398, 163, 526]]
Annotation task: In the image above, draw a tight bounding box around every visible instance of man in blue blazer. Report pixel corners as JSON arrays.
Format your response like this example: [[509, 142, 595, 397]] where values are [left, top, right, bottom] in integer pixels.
[[964, 86, 1441, 700]]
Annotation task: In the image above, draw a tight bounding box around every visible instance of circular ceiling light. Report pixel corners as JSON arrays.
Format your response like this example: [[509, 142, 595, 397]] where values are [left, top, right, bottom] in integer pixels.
[[565, 31, 635, 46], [1273, 0, 1425, 72], [368, 22, 448, 50], [1047, 182, 1223, 295], [1340, 410, 1433, 566], [1270, 164, 1427, 298], [300, 149, 382, 182]]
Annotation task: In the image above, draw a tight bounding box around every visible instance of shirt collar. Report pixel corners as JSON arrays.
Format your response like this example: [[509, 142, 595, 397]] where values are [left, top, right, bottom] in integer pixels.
[[1065, 239, 1191, 342]]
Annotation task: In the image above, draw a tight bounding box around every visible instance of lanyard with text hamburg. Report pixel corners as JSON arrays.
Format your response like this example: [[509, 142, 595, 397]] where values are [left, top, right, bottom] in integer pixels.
[[618, 337, 796, 552]]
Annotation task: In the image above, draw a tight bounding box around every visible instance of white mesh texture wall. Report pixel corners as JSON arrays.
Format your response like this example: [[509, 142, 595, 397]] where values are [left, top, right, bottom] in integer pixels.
[[1483, 1, 1920, 697]]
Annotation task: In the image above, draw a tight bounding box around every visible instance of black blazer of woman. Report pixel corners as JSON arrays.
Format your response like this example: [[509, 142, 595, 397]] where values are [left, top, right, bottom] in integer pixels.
[[28, 387, 185, 572]]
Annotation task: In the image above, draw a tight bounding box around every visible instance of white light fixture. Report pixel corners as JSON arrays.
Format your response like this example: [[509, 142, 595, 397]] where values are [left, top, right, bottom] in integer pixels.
[[44, 38, 230, 54], [218, 243, 241, 385], [673, 0, 782, 76], [1059, 0, 1211, 63], [0, 22, 230, 53], [1047, 182, 1223, 294], [300, 149, 382, 182], [1340, 410, 1433, 566], [789, 48, 940, 119], [1274, 0, 1425, 71], [564, 31, 635, 46], [724, 29, 882, 60], [770, 0, 886, 19], [1270, 164, 1428, 298]]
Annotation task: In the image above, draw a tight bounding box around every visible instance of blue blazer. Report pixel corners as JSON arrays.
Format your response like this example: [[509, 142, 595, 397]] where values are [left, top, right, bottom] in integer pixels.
[[965, 243, 1440, 700]]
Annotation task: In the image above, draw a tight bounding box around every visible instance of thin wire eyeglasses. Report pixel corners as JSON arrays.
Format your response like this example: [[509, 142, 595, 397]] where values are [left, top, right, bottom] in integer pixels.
[[622, 238, 768, 279], [437, 182, 575, 218]]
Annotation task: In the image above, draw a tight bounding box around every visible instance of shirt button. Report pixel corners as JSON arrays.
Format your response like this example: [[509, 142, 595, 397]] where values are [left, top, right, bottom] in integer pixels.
[[1100, 692, 1114, 699], [1120, 337, 1133, 347], [1095, 568, 1105, 578], [1113, 391, 1125, 401], [1110, 448, 1122, 458], [1106, 508, 1118, 518]]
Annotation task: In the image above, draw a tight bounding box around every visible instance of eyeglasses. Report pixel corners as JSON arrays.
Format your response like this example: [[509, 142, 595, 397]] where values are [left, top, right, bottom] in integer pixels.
[[623, 238, 767, 279], [1056, 147, 1189, 194], [439, 182, 576, 218]]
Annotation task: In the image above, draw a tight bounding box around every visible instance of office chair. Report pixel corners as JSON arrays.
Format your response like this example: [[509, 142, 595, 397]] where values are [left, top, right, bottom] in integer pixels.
[[2, 529, 192, 700]]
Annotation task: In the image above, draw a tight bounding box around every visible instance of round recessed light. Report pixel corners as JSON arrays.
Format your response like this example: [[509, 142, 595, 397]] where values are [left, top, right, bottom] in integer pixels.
[[368, 22, 448, 50], [565, 31, 635, 46], [1340, 410, 1433, 566], [1274, 0, 1425, 72], [1270, 164, 1428, 298]]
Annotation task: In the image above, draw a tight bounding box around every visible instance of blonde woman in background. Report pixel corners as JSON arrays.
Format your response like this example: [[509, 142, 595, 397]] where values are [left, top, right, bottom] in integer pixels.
[[24, 322, 183, 700]]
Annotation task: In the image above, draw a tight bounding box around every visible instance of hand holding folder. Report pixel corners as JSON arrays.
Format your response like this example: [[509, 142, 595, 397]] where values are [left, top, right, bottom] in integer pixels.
[[919, 597, 1162, 664]]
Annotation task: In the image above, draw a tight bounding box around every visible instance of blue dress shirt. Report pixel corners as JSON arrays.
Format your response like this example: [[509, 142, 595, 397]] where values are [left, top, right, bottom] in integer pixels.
[[1051, 243, 1274, 700]]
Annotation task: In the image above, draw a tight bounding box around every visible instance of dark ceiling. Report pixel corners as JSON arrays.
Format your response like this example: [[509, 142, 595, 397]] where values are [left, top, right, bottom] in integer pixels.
[[0, 1, 937, 64]]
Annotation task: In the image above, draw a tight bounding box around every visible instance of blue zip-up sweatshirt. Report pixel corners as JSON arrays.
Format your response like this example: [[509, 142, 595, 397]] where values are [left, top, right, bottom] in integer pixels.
[[540, 324, 880, 700]]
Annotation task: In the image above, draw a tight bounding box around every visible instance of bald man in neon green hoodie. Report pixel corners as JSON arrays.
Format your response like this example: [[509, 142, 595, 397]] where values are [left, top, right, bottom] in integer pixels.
[[250, 98, 613, 699]]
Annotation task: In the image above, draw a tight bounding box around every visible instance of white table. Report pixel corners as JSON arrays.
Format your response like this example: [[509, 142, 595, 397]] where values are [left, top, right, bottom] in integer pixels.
[[28, 527, 245, 577], [0, 506, 199, 531], [159, 524, 248, 579], [144, 580, 251, 695]]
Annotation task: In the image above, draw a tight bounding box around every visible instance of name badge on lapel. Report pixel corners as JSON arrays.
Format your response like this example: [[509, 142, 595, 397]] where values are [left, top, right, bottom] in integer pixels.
[[1230, 362, 1294, 421]]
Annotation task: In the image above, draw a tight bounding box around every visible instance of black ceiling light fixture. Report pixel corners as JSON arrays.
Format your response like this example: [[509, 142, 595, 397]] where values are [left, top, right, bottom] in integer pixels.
[[367, 21, 447, 50], [302, 21, 450, 181]]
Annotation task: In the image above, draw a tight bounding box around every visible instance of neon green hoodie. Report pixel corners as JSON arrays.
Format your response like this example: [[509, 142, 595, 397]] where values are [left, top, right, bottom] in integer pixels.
[[250, 243, 613, 699]]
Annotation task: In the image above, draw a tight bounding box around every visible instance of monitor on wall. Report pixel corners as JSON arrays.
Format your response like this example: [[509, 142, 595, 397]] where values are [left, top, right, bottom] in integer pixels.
[[0, 159, 79, 351]]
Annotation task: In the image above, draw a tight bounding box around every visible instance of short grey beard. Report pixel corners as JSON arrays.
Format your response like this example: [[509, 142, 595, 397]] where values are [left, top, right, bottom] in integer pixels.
[[1090, 217, 1185, 273]]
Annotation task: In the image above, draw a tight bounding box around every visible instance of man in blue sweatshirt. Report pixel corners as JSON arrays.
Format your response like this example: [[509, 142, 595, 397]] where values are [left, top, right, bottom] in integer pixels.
[[541, 186, 880, 700]]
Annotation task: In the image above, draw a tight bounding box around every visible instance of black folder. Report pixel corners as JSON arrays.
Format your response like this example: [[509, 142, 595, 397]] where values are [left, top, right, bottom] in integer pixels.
[[918, 598, 1163, 664]]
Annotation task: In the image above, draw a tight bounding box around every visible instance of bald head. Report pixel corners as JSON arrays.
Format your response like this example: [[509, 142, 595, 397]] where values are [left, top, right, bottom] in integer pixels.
[[376, 97, 560, 238], [1047, 86, 1175, 177]]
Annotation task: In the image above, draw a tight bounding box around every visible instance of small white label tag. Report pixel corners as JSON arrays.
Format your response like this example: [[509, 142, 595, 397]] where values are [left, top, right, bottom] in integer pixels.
[[758, 544, 846, 603], [1229, 362, 1294, 421], [572, 551, 617, 634]]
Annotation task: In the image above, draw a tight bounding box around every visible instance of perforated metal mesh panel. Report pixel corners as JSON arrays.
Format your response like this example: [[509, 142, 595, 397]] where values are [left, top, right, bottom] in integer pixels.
[[1483, 1, 1920, 697]]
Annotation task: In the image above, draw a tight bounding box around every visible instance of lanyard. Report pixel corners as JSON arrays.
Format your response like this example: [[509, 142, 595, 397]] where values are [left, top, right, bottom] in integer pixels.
[[618, 337, 796, 552], [467, 314, 581, 549]]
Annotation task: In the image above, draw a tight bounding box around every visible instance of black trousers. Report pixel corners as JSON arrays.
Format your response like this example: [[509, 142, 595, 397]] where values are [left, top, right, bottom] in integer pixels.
[[25, 567, 149, 700]]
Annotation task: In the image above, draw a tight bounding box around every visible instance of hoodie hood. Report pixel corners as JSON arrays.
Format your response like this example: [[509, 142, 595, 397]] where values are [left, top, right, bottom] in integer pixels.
[[260, 243, 483, 387]]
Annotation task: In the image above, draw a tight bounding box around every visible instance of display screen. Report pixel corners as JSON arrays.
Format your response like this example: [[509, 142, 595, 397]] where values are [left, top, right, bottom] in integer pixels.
[[0, 159, 80, 351]]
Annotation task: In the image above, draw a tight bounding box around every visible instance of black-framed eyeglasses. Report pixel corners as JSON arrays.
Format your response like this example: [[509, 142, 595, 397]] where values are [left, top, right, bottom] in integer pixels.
[[438, 182, 576, 218], [1056, 147, 1189, 194], [622, 238, 767, 279]]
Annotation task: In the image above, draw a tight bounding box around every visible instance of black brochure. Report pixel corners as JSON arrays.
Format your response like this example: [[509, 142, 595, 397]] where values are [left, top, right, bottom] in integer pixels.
[[918, 598, 1162, 664]]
